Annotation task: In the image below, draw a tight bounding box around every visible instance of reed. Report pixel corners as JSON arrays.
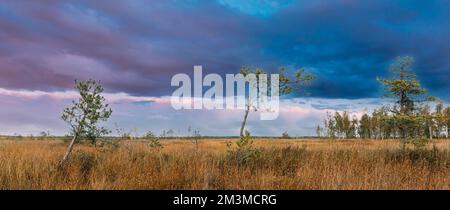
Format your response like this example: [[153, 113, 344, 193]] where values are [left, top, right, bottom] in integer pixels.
[[0, 139, 448, 189]]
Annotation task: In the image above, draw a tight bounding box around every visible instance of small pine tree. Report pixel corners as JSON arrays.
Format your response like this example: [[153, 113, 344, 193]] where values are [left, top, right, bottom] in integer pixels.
[[378, 56, 435, 141], [60, 79, 112, 164], [281, 131, 291, 139], [226, 131, 260, 164], [144, 131, 164, 150], [316, 125, 322, 138]]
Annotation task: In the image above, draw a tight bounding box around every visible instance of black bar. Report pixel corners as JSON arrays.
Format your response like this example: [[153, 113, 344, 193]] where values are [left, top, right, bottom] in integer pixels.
[[0, 190, 447, 209]]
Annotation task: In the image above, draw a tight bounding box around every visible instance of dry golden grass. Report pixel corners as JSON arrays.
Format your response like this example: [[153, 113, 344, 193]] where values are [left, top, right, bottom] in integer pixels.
[[0, 138, 449, 189]]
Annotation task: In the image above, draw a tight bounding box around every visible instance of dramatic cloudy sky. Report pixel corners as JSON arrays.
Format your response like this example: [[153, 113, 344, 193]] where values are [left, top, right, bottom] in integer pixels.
[[0, 0, 449, 136]]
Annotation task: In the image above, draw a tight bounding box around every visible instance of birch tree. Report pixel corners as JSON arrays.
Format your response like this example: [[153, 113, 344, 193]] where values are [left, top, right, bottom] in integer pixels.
[[238, 66, 314, 137]]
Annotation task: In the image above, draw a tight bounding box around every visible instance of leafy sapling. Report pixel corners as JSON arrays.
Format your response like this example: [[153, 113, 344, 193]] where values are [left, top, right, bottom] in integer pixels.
[[60, 79, 112, 165], [145, 131, 164, 151]]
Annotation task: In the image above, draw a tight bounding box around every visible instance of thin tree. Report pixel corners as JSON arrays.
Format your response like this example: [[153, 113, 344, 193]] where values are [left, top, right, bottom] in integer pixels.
[[444, 106, 450, 138], [324, 111, 337, 138], [420, 105, 434, 140], [341, 111, 352, 139], [350, 115, 358, 138], [359, 113, 371, 139], [316, 125, 323, 138], [60, 79, 112, 164], [334, 111, 344, 139], [239, 66, 315, 137], [434, 102, 445, 138]]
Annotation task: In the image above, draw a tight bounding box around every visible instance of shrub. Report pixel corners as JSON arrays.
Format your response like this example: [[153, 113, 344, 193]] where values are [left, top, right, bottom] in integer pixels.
[[281, 131, 291, 139], [146, 131, 163, 151], [188, 127, 201, 151], [226, 132, 261, 165]]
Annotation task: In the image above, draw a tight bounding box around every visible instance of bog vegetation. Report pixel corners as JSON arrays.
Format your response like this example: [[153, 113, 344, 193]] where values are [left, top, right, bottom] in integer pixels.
[[0, 139, 448, 189], [0, 56, 449, 189]]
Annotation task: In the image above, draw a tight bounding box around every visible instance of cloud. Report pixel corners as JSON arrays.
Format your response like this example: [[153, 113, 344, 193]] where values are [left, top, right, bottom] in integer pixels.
[[0, 0, 449, 135], [0, 87, 390, 136], [0, 0, 448, 100]]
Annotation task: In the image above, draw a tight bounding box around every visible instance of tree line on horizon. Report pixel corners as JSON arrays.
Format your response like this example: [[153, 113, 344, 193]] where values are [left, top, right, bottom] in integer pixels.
[[317, 56, 449, 141], [317, 103, 450, 140]]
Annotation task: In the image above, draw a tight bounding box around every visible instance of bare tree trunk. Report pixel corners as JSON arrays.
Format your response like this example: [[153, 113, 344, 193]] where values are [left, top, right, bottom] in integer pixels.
[[429, 126, 433, 140], [446, 126, 449, 138], [60, 135, 77, 165], [240, 105, 250, 137]]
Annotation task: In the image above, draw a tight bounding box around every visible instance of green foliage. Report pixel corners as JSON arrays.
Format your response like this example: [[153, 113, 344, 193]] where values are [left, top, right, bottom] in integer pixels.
[[144, 131, 157, 139], [240, 66, 315, 97], [281, 131, 291, 139], [145, 131, 164, 150], [324, 111, 357, 139], [316, 125, 323, 138], [148, 138, 163, 150], [61, 79, 112, 144], [406, 138, 430, 150], [39, 131, 50, 138], [378, 56, 432, 114], [324, 112, 337, 138], [226, 132, 261, 165], [445, 107, 450, 137], [278, 67, 316, 96], [377, 56, 436, 140], [238, 66, 315, 136], [323, 103, 450, 140], [320, 56, 447, 141]]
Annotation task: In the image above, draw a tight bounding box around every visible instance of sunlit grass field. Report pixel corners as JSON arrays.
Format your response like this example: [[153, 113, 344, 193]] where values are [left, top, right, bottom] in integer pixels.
[[0, 138, 448, 189]]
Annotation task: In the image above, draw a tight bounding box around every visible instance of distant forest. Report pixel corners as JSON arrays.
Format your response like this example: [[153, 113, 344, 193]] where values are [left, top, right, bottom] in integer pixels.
[[317, 56, 449, 140]]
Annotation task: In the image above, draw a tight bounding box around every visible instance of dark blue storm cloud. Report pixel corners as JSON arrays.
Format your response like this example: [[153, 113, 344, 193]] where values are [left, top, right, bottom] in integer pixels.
[[0, 0, 449, 100]]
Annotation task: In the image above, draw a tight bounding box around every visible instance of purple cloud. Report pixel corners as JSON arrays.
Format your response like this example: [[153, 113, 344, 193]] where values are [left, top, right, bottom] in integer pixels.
[[0, 0, 449, 135]]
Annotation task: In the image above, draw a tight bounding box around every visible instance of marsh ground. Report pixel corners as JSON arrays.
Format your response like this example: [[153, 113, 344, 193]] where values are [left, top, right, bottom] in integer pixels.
[[0, 138, 448, 189]]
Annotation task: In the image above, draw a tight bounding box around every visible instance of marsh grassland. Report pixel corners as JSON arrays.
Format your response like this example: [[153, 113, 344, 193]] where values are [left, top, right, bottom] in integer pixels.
[[0, 138, 448, 189]]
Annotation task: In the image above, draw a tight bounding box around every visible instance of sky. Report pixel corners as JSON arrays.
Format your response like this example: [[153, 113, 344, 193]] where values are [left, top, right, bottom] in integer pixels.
[[0, 0, 449, 136]]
